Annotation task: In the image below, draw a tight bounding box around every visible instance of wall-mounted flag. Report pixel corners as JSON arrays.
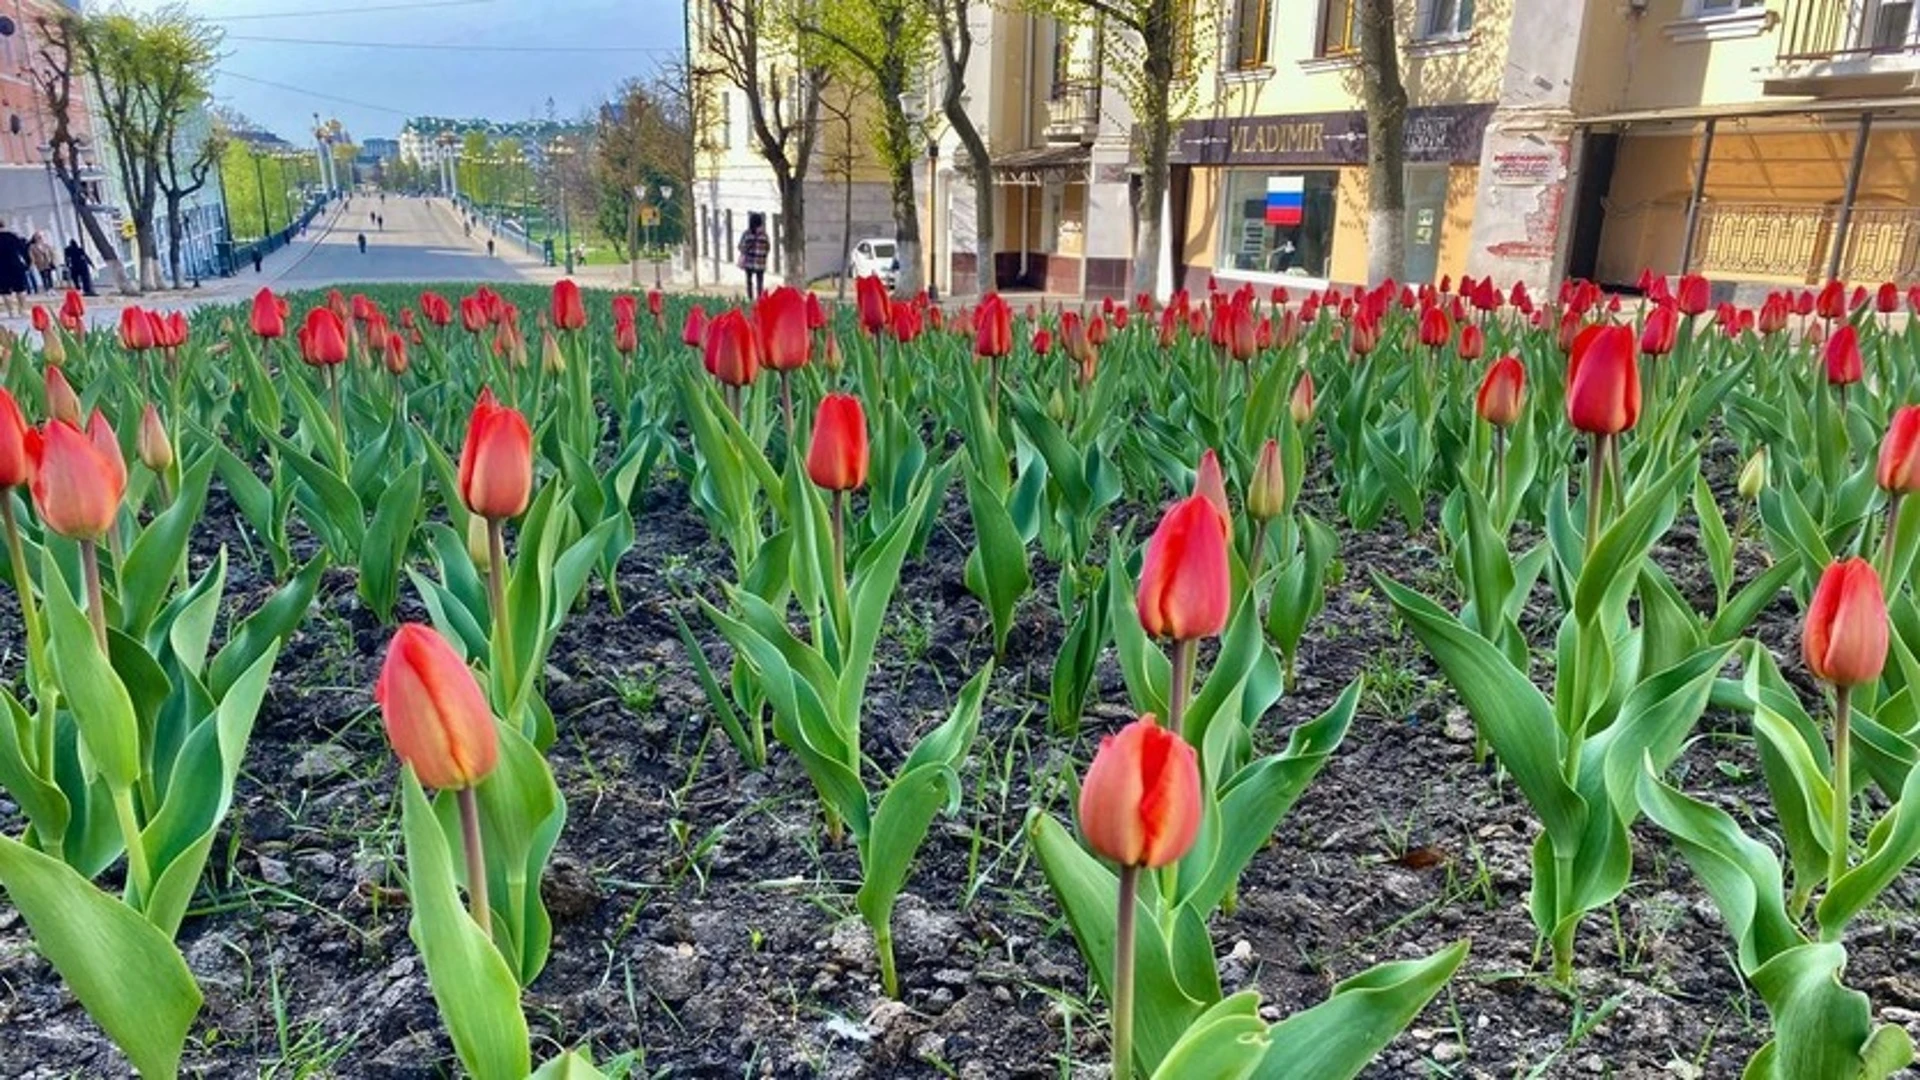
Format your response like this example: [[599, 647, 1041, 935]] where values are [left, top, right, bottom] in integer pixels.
[[1265, 176, 1304, 227]]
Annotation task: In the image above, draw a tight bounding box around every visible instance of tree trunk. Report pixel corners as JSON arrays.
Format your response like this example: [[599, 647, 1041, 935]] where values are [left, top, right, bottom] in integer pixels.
[[135, 218, 161, 291], [63, 176, 125, 292], [1131, 84, 1171, 297], [778, 174, 807, 286], [947, 104, 994, 297], [1358, 0, 1408, 286], [165, 193, 184, 289], [839, 153, 854, 302]]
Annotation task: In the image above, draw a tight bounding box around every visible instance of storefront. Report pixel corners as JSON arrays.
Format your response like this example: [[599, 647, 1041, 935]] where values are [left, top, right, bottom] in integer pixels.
[[1169, 103, 1494, 292]]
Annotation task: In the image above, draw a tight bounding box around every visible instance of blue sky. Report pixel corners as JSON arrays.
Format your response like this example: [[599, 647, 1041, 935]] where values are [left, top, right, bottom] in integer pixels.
[[122, 0, 684, 142]]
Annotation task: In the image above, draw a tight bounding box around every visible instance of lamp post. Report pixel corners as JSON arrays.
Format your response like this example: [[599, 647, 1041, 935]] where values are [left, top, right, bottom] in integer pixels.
[[548, 137, 575, 275], [654, 182, 673, 289]]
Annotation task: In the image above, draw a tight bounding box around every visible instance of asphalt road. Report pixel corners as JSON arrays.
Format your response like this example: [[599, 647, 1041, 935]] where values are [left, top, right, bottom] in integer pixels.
[[272, 194, 532, 286]]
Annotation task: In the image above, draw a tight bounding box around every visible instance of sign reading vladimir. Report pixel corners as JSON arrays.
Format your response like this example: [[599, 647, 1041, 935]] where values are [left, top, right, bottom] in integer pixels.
[[1172, 103, 1494, 167]]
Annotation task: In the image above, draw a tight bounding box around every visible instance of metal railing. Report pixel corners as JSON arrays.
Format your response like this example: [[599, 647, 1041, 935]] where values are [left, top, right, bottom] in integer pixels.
[[1779, 0, 1920, 61], [1045, 81, 1100, 142], [1686, 201, 1920, 282]]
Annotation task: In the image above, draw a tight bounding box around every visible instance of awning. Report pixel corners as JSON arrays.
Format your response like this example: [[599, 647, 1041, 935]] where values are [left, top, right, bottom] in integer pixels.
[[992, 145, 1090, 186], [1576, 95, 1920, 128]]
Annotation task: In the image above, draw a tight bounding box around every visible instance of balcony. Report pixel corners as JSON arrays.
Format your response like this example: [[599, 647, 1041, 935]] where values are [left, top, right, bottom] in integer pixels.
[[1044, 81, 1099, 145], [1766, 0, 1920, 93]]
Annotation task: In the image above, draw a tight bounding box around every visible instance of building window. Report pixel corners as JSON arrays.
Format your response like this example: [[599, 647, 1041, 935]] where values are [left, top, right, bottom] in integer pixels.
[[1317, 0, 1358, 57], [1685, 0, 1760, 13], [1232, 0, 1272, 68], [1417, 0, 1474, 39], [719, 90, 733, 150], [1219, 170, 1338, 279], [1050, 20, 1069, 98]]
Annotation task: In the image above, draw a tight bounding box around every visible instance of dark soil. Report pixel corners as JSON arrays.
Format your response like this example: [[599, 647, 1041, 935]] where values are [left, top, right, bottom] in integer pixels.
[[2, 452, 1919, 1080]]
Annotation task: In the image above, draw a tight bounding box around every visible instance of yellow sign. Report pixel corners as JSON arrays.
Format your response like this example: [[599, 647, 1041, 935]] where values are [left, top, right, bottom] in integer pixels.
[[639, 207, 660, 226], [119, 219, 136, 238]]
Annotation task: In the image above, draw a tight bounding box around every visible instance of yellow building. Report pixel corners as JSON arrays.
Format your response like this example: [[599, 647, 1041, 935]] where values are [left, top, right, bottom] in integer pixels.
[[1576, 0, 1920, 293]]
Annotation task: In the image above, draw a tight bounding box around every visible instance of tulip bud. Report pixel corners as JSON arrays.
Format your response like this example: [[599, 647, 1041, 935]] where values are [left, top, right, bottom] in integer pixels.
[[1878, 407, 1920, 494], [1476, 356, 1527, 428], [375, 624, 500, 790], [1825, 324, 1863, 386], [806, 393, 869, 492], [1804, 558, 1888, 687], [1078, 714, 1203, 869], [1247, 438, 1286, 521], [1136, 495, 1231, 641], [1047, 386, 1068, 423], [44, 365, 80, 425], [1738, 446, 1769, 501], [1192, 449, 1229, 526], [0, 389, 28, 488], [41, 326, 64, 367], [458, 389, 533, 520], [466, 513, 492, 572], [1290, 371, 1316, 426], [137, 403, 172, 474], [541, 327, 566, 374]]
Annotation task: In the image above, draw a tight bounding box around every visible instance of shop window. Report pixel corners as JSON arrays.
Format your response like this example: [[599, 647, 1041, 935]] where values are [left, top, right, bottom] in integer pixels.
[[1416, 0, 1473, 39], [1219, 170, 1337, 279], [1317, 0, 1357, 57], [1232, 0, 1273, 68]]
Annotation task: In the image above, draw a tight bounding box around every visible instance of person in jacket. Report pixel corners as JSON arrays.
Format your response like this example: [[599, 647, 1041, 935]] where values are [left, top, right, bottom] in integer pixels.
[[737, 211, 770, 301]]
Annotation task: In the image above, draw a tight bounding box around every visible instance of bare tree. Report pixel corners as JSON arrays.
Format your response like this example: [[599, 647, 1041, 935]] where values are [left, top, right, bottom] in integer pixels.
[[1356, 0, 1407, 285], [31, 11, 127, 292], [815, 83, 867, 299], [159, 115, 221, 288], [697, 0, 827, 284], [926, 0, 993, 296]]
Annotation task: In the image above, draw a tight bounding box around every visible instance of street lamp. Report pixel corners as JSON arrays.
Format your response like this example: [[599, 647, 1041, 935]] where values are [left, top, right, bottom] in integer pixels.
[[653, 182, 674, 289], [548, 137, 575, 275]]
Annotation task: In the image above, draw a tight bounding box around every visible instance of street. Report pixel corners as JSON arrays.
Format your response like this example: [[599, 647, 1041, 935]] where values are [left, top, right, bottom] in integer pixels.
[[274, 195, 532, 286]]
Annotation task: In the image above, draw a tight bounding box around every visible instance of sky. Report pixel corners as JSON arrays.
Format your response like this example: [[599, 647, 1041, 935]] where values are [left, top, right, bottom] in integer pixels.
[[118, 0, 686, 142]]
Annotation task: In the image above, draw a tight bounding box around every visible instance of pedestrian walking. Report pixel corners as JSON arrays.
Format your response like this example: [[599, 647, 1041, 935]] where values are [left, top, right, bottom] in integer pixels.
[[28, 232, 56, 291], [487, 238, 495, 257], [737, 212, 770, 301], [0, 222, 30, 317], [65, 238, 93, 295], [252, 248, 263, 274], [358, 233, 368, 254]]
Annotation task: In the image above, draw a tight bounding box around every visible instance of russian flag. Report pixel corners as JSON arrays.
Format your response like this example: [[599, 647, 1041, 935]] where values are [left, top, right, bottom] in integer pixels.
[[1265, 177, 1304, 227]]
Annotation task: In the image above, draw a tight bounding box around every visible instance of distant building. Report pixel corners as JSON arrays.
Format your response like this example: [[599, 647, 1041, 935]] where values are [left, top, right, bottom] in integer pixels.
[[0, 0, 114, 283], [361, 137, 399, 164]]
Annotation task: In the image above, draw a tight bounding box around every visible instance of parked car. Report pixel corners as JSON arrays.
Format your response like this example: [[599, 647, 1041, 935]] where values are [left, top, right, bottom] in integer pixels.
[[848, 238, 899, 287]]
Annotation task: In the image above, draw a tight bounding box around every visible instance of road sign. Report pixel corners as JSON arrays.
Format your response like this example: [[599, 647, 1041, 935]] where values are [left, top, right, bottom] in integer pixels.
[[639, 207, 660, 227], [119, 219, 136, 239]]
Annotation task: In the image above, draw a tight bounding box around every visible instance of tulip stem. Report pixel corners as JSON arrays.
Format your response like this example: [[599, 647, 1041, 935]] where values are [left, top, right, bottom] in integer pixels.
[[111, 784, 151, 902], [3, 498, 49, 774], [486, 518, 519, 724], [1830, 684, 1853, 890], [830, 489, 848, 636], [325, 365, 349, 478], [1881, 494, 1903, 582], [1112, 864, 1139, 1080], [1169, 639, 1196, 741], [457, 785, 492, 937], [1492, 426, 1508, 524], [875, 921, 899, 999], [79, 539, 107, 655], [1584, 435, 1605, 559], [1249, 519, 1271, 590], [780, 370, 795, 445]]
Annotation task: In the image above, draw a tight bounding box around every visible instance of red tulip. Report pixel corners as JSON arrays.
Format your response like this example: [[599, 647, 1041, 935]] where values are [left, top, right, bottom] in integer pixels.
[[376, 623, 499, 791], [300, 308, 349, 367], [804, 291, 826, 330], [806, 393, 868, 492], [86, 409, 126, 503], [1817, 279, 1846, 320], [681, 304, 708, 348], [44, 366, 79, 425], [119, 306, 153, 352], [1877, 282, 1900, 315], [1418, 305, 1451, 349], [1458, 322, 1485, 361], [1136, 495, 1231, 641], [615, 320, 638, 356], [1078, 715, 1202, 869], [1826, 324, 1863, 386], [419, 291, 452, 327], [1222, 302, 1256, 362], [30, 305, 48, 334], [1640, 303, 1678, 357], [888, 302, 921, 343], [457, 388, 533, 520], [551, 278, 586, 331], [385, 332, 409, 376], [24, 418, 124, 540], [1032, 327, 1053, 356], [856, 274, 891, 334], [1087, 315, 1109, 348], [703, 309, 760, 387], [1675, 273, 1710, 316], [756, 286, 812, 371], [0, 390, 28, 488], [59, 288, 84, 327], [459, 294, 489, 334], [1477, 356, 1527, 428], [649, 289, 667, 319], [1566, 324, 1640, 435], [1878, 405, 1920, 494], [1804, 558, 1887, 687], [1758, 293, 1791, 336], [1350, 314, 1380, 357], [1290, 371, 1316, 426], [975, 293, 1012, 358]]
